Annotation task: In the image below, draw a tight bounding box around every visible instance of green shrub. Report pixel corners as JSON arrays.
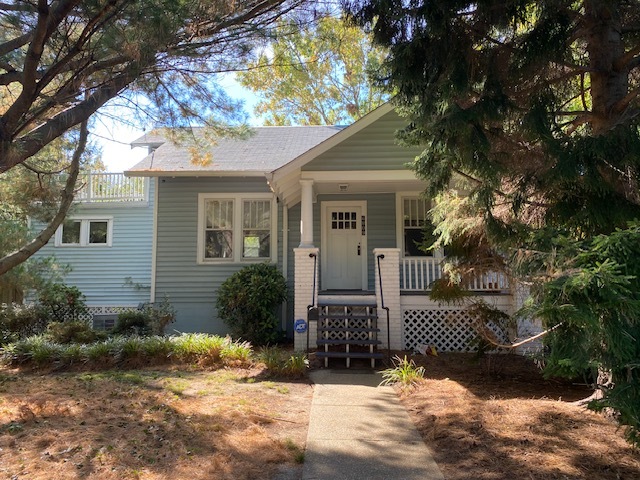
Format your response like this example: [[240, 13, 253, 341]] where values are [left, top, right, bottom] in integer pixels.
[[0, 303, 49, 345], [46, 321, 105, 344], [113, 311, 151, 335], [112, 298, 176, 337], [216, 263, 287, 346], [146, 295, 176, 335], [38, 283, 87, 322]]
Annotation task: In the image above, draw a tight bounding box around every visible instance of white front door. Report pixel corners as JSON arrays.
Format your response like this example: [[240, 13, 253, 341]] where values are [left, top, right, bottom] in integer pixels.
[[322, 201, 367, 290]]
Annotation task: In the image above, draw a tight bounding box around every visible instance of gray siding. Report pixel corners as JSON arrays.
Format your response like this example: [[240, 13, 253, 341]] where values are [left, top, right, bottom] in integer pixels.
[[285, 203, 302, 337], [302, 111, 423, 171], [154, 176, 276, 334], [31, 179, 155, 307]]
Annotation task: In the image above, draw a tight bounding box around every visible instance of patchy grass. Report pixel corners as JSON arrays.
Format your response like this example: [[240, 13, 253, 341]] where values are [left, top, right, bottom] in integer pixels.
[[399, 352, 640, 480], [0, 365, 312, 480]]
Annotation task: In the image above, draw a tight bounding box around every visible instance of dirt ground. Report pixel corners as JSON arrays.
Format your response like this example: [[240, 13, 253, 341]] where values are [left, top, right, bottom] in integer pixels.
[[400, 352, 640, 480], [2, 354, 640, 480], [0, 366, 312, 480]]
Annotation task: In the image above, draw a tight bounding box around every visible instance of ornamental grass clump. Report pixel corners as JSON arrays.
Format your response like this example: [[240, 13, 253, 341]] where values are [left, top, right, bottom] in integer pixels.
[[171, 333, 228, 363], [380, 355, 426, 387], [257, 346, 308, 377], [1, 333, 255, 369]]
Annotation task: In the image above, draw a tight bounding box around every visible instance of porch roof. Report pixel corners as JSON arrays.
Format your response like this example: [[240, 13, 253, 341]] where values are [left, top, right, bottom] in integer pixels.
[[267, 103, 425, 206]]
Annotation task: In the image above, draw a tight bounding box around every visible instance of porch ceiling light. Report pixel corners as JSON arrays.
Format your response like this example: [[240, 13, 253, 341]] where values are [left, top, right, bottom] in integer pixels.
[[338, 184, 349, 191]]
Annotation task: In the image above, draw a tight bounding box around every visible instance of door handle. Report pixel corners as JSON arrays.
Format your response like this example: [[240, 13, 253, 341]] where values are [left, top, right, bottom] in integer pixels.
[[357, 243, 361, 256]]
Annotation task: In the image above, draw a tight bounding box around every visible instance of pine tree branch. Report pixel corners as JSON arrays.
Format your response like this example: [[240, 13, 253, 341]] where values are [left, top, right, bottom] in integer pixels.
[[1, 67, 138, 173], [0, 120, 88, 276], [0, 31, 33, 57], [475, 322, 562, 350]]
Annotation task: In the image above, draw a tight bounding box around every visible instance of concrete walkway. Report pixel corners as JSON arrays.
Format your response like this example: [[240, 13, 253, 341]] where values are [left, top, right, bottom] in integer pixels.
[[302, 369, 444, 480]]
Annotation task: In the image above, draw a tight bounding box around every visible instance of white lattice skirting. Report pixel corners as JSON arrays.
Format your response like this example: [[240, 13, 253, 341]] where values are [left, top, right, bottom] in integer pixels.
[[81, 306, 140, 329], [403, 308, 508, 352]]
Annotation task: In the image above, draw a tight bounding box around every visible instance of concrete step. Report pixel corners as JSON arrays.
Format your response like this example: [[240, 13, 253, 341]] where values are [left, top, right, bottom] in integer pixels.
[[317, 339, 382, 346]]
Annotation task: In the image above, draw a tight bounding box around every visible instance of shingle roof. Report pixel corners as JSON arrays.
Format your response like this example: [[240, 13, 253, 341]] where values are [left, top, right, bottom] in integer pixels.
[[127, 126, 343, 176]]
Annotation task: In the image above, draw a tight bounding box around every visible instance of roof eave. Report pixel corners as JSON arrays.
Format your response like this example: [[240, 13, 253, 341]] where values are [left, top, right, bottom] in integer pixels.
[[124, 170, 268, 178]]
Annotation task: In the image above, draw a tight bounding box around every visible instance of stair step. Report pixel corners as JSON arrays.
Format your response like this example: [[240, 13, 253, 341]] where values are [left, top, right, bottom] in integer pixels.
[[315, 351, 385, 360], [318, 303, 377, 308], [318, 327, 380, 333], [317, 339, 381, 346], [319, 314, 378, 320]]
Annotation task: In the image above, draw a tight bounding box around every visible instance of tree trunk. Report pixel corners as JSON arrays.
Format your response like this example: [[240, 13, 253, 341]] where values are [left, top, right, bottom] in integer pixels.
[[0, 120, 88, 276], [584, 1, 627, 135]]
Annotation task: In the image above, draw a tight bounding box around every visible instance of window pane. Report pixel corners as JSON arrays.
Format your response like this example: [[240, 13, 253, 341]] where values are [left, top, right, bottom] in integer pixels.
[[89, 221, 108, 244], [206, 200, 233, 229], [243, 230, 270, 258], [243, 200, 270, 229], [404, 229, 428, 256], [205, 231, 233, 258], [403, 198, 432, 257], [61, 220, 81, 244]]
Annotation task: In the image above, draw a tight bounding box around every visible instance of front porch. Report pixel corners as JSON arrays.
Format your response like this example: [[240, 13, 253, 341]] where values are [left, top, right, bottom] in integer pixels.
[[292, 245, 514, 364]]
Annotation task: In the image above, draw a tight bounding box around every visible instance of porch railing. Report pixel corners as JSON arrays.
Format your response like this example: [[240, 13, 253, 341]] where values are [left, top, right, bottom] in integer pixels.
[[75, 172, 147, 203], [401, 257, 443, 291], [400, 257, 509, 292]]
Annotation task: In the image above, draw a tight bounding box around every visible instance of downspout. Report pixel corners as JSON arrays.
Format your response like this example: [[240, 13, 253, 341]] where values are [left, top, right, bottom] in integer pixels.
[[281, 203, 288, 331], [150, 177, 159, 303]]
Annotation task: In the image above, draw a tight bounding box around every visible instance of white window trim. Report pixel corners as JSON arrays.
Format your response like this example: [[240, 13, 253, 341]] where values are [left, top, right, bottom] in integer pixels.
[[54, 216, 113, 247], [395, 193, 443, 258], [197, 193, 277, 264]]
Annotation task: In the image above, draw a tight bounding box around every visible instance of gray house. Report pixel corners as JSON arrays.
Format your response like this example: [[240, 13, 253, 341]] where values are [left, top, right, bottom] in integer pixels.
[[35, 103, 539, 363]]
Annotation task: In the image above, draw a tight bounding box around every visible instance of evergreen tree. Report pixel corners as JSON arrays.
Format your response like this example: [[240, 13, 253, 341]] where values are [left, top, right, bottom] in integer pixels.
[[347, 0, 640, 444]]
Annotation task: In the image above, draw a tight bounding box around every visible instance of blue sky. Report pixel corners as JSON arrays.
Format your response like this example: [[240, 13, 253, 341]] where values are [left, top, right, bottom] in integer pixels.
[[94, 75, 259, 172]]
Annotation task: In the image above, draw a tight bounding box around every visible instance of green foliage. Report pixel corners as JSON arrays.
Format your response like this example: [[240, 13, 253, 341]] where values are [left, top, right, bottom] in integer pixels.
[[1, 333, 256, 370], [46, 321, 106, 345], [0, 303, 49, 345], [216, 263, 287, 346], [114, 311, 151, 336], [146, 295, 176, 335], [38, 283, 87, 322], [379, 355, 425, 387], [258, 345, 308, 377], [219, 340, 253, 365], [237, 15, 387, 125], [533, 224, 640, 446], [113, 298, 176, 336], [348, 0, 640, 447]]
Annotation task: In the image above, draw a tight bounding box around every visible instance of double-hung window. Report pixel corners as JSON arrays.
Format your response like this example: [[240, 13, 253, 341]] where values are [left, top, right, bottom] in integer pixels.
[[401, 197, 432, 257], [55, 217, 113, 247], [198, 194, 274, 263]]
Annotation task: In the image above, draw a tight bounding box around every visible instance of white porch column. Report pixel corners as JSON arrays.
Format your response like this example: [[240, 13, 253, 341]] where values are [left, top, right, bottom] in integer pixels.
[[293, 247, 319, 351], [373, 248, 402, 351], [299, 179, 314, 247]]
